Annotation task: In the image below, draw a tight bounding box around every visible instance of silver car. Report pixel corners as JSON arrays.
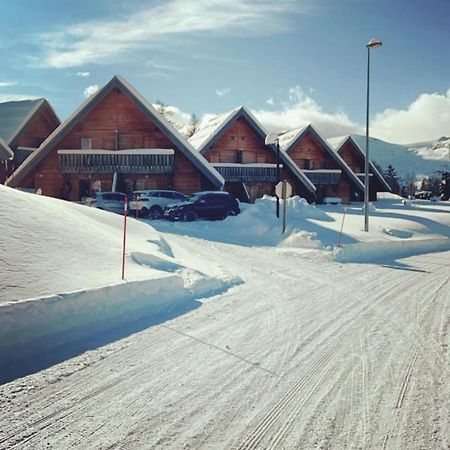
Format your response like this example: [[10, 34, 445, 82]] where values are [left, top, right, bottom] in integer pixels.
[[86, 192, 128, 214], [130, 190, 187, 219]]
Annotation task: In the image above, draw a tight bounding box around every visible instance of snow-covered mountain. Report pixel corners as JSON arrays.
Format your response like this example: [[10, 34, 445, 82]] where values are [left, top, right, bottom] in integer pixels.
[[351, 135, 450, 181]]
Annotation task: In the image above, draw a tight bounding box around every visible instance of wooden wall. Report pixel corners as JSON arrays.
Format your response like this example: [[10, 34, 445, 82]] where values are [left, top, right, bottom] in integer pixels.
[[287, 132, 355, 204], [338, 141, 364, 173], [32, 88, 203, 200], [206, 117, 277, 164], [14, 105, 59, 150]]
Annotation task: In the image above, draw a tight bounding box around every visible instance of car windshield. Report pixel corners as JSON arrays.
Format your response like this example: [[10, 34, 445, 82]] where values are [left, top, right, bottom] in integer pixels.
[[187, 194, 204, 202]]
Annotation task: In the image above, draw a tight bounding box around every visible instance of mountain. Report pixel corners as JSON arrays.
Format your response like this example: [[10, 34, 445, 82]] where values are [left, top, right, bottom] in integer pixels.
[[350, 135, 450, 182]]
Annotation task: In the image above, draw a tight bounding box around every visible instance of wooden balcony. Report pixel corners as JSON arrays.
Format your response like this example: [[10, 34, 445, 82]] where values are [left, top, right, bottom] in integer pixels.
[[213, 163, 280, 182], [303, 169, 342, 185], [57, 149, 174, 174]]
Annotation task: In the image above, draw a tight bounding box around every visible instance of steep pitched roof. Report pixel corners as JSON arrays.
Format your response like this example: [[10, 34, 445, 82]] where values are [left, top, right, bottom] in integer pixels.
[[278, 124, 365, 192], [0, 137, 13, 160], [329, 136, 392, 192], [7, 76, 224, 189], [189, 106, 316, 194], [0, 98, 60, 147]]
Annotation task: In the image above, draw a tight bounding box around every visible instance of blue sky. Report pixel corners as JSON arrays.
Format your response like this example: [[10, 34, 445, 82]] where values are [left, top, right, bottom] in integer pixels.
[[0, 0, 449, 144]]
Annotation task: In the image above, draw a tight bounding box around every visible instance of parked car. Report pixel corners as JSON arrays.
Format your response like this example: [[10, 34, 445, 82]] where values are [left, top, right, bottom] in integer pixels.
[[130, 190, 187, 219], [164, 191, 240, 221], [86, 192, 128, 214], [414, 190, 432, 200]]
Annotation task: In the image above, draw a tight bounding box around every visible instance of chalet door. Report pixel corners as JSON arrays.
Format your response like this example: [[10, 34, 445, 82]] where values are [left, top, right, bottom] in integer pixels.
[[79, 179, 91, 200]]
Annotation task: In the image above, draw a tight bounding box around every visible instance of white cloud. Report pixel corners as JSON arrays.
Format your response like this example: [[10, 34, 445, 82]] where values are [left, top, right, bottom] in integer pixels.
[[83, 84, 99, 98], [253, 85, 360, 138], [0, 81, 18, 87], [371, 89, 450, 144], [0, 94, 39, 102], [216, 88, 231, 97], [152, 103, 193, 137], [266, 97, 275, 106], [76, 71, 90, 77], [34, 0, 314, 68]]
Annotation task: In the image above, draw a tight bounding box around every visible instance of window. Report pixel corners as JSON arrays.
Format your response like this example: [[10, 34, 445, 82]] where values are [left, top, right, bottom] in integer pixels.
[[236, 150, 244, 164], [301, 159, 311, 169], [160, 192, 174, 199], [241, 136, 245, 141], [81, 137, 92, 150], [231, 136, 236, 141]]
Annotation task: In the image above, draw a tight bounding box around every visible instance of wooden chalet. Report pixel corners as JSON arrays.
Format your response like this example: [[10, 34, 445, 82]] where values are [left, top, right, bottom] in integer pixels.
[[188, 106, 316, 202], [0, 98, 60, 183], [6, 76, 224, 200], [278, 125, 364, 204], [329, 136, 391, 201]]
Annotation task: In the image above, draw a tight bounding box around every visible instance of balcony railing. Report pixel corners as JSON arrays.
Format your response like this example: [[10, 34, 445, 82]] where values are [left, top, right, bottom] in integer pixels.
[[58, 149, 174, 174], [303, 169, 342, 185], [213, 163, 281, 182]]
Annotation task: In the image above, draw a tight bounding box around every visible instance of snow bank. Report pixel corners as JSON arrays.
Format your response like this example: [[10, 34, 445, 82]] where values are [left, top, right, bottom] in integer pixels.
[[0, 271, 242, 366], [154, 196, 331, 248], [333, 238, 450, 263]]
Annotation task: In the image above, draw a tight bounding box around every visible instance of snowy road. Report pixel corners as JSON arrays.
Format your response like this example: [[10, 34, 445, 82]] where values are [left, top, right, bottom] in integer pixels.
[[0, 237, 448, 450]]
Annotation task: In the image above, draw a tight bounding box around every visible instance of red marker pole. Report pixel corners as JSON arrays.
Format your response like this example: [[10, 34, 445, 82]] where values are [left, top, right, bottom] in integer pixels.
[[121, 197, 128, 280], [336, 207, 347, 248]]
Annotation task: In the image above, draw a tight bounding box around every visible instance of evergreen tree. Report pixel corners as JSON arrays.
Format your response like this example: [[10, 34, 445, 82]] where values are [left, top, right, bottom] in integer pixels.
[[441, 172, 450, 200], [383, 164, 401, 194], [186, 114, 199, 138]]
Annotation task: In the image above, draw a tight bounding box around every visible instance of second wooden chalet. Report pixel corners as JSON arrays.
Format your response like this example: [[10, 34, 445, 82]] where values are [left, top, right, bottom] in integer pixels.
[[6, 76, 224, 200], [0, 98, 60, 183], [329, 136, 391, 200], [278, 125, 364, 204], [188, 106, 316, 202]]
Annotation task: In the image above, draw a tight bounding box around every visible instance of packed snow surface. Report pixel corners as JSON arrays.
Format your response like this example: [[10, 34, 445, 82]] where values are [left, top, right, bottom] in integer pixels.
[[0, 186, 449, 449]]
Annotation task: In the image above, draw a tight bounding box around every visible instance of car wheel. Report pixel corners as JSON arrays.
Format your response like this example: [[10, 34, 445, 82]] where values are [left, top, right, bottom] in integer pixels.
[[140, 207, 149, 218], [223, 208, 237, 219], [149, 205, 163, 220], [183, 211, 197, 222]]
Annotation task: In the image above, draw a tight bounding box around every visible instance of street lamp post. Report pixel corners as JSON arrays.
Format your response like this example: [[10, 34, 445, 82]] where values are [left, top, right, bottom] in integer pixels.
[[265, 132, 281, 218], [364, 38, 382, 232]]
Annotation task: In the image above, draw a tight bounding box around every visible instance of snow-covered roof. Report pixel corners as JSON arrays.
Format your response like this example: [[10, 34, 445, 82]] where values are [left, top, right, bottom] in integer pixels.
[[278, 124, 365, 192], [329, 136, 392, 192], [188, 107, 242, 152], [0, 137, 13, 160], [0, 98, 60, 147], [57, 149, 175, 156], [189, 105, 316, 194], [7, 76, 224, 189]]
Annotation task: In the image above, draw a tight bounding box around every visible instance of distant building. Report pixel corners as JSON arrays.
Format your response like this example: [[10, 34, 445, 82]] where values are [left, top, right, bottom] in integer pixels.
[[278, 125, 364, 204], [189, 106, 316, 202], [329, 136, 391, 201], [6, 76, 223, 200], [0, 98, 60, 183]]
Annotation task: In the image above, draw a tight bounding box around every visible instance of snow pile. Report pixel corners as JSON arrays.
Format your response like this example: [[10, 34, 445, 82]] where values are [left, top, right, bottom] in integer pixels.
[[155, 195, 331, 248], [0, 185, 242, 364]]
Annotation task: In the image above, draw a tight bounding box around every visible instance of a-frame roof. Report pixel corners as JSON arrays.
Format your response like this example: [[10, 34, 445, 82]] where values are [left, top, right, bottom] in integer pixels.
[[7, 76, 224, 189], [330, 136, 392, 192], [0, 98, 60, 147], [0, 137, 13, 160], [189, 106, 316, 194], [278, 124, 365, 192]]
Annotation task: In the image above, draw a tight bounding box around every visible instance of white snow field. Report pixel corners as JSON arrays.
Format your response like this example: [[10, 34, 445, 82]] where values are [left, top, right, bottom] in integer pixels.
[[0, 186, 449, 449]]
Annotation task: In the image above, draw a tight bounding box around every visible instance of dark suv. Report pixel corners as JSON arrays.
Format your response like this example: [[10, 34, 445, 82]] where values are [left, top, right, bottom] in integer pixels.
[[164, 191, 240, 221]]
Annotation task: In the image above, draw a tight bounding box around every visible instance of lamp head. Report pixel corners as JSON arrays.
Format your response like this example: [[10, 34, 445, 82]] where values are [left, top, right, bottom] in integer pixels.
[[367, 38, 383, 49]]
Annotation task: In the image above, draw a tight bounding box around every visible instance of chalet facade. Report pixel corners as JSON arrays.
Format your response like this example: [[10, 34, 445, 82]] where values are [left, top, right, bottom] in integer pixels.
[[0, 98, 60, 183], [329, 136, 391, 201], [189, 106, 316, 202], [278, 125, 364, 204], [6, 76, 223, 200]]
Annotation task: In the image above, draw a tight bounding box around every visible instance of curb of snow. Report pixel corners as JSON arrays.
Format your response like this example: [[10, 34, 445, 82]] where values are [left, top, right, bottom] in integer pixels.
[[333, 237, 450, 263], [0, 273, 242, 366]]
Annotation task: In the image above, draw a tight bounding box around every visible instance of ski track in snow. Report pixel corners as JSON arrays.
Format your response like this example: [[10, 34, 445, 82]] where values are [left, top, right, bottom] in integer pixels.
[[0, 237, 449, 450]]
